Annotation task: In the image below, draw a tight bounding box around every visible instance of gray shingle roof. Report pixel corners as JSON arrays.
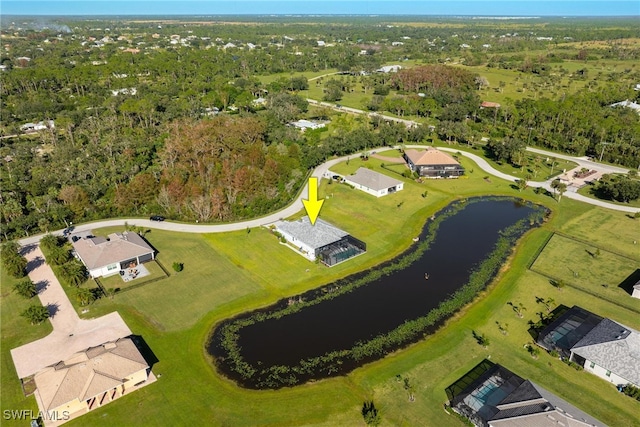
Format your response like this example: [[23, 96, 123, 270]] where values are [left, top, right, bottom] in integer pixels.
[[571, 319, 640, 386], [275, 217, 348, 250], [344, 167, 403, 192], [72, 231, 154, 270]]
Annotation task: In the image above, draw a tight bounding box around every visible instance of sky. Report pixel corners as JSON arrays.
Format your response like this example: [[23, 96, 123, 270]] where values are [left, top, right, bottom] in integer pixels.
[[2, 1, 639, 17]]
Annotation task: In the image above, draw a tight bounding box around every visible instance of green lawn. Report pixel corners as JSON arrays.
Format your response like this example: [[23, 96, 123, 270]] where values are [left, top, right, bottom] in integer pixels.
[[2, 153, 640, 426], [559, 207, 640, 259], [0, 270, 53, 423], [72, 228, 264, 332], [98, 260, 167, 293], [530, 233, 640, 311], [577, 182, 640, 209]]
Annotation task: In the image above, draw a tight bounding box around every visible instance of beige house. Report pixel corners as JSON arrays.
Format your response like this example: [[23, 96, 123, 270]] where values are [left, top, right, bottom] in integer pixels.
[[404, 148, 465, 178], [72, 231, 155, 278], [34, 338, 150, 423]]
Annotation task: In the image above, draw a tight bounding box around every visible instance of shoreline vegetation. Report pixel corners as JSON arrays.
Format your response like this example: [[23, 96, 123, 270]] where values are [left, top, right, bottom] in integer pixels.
[[210, 196, 549, 389]]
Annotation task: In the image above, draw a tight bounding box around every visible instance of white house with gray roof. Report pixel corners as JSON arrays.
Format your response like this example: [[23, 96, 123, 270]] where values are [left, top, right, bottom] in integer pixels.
[[537, 305, 640, 388], [342, 167, 404, 198], [72, 231, 155, 278], [274, 217, 365, 266], [570, 318, 640, 388]]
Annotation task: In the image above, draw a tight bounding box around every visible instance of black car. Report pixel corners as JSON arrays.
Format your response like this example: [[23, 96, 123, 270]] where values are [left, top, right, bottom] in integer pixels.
[[150, 215, 165, 222]]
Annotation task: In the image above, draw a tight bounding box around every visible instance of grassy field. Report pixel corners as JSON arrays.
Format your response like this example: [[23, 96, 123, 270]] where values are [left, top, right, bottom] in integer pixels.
[[530, 233, 640, 311], [2, 153, 640, 426]]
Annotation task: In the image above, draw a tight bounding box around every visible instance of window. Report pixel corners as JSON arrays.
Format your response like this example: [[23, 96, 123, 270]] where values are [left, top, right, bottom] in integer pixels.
[[606, 370, 611, 377], [107, 263, 119, 271], [589, 362, 595, 369]]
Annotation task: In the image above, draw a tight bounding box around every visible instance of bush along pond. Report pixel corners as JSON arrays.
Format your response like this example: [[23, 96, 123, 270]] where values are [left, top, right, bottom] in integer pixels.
[[208, 197, 549, 389]]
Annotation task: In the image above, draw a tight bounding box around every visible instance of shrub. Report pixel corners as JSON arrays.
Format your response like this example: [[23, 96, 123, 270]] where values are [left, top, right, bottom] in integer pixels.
[[172, 262, 184, 272], [621, 384, 640, 401], [362, 401, 381, 426], [21, 305, 50, 325], [13, 279, 37, 299]]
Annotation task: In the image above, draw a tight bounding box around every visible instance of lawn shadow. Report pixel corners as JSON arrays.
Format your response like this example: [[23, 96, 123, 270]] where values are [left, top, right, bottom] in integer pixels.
[[618, 268, 640, 296], [130, 334, 159, 370]]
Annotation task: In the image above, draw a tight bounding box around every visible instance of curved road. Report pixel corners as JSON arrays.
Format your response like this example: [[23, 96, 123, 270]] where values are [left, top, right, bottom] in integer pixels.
[[17, 145, 638, 246]]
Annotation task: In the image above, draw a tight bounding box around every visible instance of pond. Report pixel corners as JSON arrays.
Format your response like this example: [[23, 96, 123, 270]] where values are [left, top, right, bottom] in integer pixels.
[[208, 197, 548, 389]]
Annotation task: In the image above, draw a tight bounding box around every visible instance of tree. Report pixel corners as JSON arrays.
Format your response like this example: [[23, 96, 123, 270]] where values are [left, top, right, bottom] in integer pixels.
[[13, 279, 37, 299], [550, 179, 567, 201], [21, 305, 50, 324], [472, 330, 490, 348], [403, 377, 416, 402], [76, 287, 96, 306], [40, 233, 61, 253], [361, 401, 381, 426], [516, 179, 528, 192], [1, 241, 27, 278], [507, 301, 526, 318], [58, 260, 87, 287]]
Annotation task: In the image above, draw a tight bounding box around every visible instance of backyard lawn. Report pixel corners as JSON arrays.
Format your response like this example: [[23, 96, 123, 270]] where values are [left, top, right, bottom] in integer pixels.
[[2, 153, 640, 426], [530, 233, 640, 311]]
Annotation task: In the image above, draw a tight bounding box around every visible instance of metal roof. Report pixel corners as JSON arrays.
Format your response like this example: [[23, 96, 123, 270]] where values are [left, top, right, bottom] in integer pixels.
[[275, 217, 348, 250]]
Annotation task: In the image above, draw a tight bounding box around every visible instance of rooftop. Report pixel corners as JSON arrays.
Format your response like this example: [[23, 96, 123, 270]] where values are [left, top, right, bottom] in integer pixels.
[[275, 217, 349, 250], [405, 148, 460, 166], [72, 231, 154, 270], [610, 99, 640, 113], [344, 167, 403, 191], [35, 337, 148, 411], [572, 318, 640, 386], [448, 360, 606, 427]]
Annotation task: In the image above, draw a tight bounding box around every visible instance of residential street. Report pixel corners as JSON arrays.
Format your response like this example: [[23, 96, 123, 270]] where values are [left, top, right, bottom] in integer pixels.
[[17, 144, 639, 247]]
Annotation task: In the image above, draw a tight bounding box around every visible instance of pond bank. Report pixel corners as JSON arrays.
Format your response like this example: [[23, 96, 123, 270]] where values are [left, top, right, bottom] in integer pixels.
[[208, 197, 548, 389]]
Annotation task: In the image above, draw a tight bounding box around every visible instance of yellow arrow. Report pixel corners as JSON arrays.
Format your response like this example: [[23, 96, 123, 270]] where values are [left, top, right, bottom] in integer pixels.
[[302, 177, 324, 225]]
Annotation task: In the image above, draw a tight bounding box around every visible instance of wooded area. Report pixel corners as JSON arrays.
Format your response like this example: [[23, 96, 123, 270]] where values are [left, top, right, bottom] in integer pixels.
[[1, 16, 638, 239]]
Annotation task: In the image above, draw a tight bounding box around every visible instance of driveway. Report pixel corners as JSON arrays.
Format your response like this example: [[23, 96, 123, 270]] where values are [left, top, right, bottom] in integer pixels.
[[10, 245, 132, 379]]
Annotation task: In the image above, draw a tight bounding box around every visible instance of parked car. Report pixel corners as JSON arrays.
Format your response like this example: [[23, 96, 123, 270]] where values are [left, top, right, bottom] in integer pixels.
[[150, 215, 165, 222]]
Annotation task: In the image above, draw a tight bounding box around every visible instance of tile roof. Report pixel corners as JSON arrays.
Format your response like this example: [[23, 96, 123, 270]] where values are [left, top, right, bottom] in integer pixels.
[[275, 217, 349, 250], [35, 338, 148, 411], [72, 231, 154, 270], [344, 167, 403, 192], [405, 148, 460, 166], [571, 319, 640, 386]]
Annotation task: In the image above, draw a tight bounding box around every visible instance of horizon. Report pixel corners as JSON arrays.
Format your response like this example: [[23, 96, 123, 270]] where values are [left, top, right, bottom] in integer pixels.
[[2, 1, 639, 17]]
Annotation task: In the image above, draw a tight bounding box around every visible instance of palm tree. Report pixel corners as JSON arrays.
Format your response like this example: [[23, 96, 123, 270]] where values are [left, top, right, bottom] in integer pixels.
[[1, 242, 27, 278], [13, 279, 36, 299], [21, 305, 50, 325], [59, 260, 87, 287], [40, 233, 61, 253], [76, 287, 95, 306]]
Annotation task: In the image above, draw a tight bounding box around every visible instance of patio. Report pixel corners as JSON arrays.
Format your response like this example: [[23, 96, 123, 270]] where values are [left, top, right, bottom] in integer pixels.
[[120, 263, 150, 282]]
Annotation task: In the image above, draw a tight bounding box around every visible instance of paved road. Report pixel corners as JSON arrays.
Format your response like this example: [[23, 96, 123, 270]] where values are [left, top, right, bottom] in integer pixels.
[[17, 145, 639, 247], [526, 147, 631, 175]]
